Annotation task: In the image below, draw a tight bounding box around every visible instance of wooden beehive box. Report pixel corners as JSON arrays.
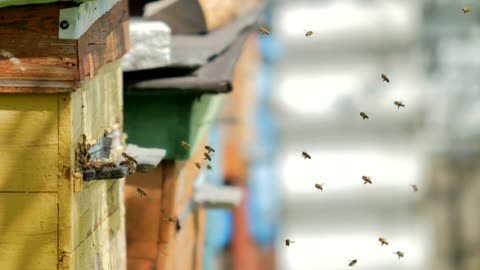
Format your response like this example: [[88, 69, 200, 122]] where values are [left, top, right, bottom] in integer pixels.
[[0, 0, 129, 269]]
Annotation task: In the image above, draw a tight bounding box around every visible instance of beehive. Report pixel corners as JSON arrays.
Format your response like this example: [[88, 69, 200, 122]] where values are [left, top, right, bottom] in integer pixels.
[[0, 0, 129, 269]]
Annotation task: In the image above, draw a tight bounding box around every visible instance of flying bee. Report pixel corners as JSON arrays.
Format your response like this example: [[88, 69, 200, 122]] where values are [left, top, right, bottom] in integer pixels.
[[314, 183, 324, 191], [301, 151, 311, 159], [205, 145, 215, 153], [122, 152, 138, 165], [165, 216, 178, 223], [259, 26, 269, 35], [381, 73, 390, 83], [194, 162, 201, 169], [394, 101, 405, 109], [348, 259, 358, 267], [203, 152, 212, 161], [137, 188, 147, 196], [411, 184, 419, 192], [462, 7, 472, 14], [362, 176, 372, 184], [360, 112, 369, 120], [378, 237, 389, 246], [393, 251, 405, 259], [304, 30, 313, 37], [181, 141, 190, 150], [285, 239, 295, 246], [206, 164, 213, 170]]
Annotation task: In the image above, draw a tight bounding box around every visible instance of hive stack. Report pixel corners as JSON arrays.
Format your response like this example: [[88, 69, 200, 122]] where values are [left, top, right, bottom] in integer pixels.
[[0, 1, 129, 269]]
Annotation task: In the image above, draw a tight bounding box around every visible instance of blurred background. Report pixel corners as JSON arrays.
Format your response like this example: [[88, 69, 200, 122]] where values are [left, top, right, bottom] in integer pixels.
[[262, 0, 480, 270]]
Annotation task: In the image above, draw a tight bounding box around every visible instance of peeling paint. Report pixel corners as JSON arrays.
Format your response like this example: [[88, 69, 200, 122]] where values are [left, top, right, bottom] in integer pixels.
[[0, 49, 26, 71]]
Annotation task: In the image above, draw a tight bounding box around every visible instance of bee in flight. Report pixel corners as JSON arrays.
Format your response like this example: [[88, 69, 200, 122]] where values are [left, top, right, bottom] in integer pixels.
[[259, 26, 270, 35], [206, 164, 213, 170], [301, 151, 311, 159], [314, 183, 324, 191], [205, 145, 215, 153], [360, 112, 369, 120], [362, 176, 372, 184], [285, 239, 295, 246], [394, 101, 405, 109], [203, 152, 212, 161], [462, 7, 472, 14], [393, 251, 405, 259], [378, 237, 389, 246], [194, 162, 201, 169], [181, 141, 190, 150], [137, 188, 147, 196], [304, 30, 313, 37], [381, 74, 390, 83], [348, 259, 358, 267], [411, 184, 419, 192]]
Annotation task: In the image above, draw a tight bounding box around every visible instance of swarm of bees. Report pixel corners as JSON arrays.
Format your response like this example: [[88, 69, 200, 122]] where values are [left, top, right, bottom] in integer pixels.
[[462, 7, 472, 14], [189, 144, 215, 172], [137, 188, 147, 196]]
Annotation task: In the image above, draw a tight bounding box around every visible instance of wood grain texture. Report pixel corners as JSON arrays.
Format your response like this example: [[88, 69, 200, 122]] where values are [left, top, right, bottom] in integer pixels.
[[0, 193, 58, 270], [0, 2, 78, 81], [0, 0, 129, 87], [77, 0, 130, 80], [0, 94, 58, 192]]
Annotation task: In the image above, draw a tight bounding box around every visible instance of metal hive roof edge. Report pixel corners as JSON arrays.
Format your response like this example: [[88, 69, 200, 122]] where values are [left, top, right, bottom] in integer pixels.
[[0, 0, 86, 8]]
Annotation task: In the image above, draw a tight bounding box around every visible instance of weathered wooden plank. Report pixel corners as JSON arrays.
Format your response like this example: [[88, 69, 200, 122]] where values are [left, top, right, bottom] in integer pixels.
[[71, 207, 126, 270], [76, 0, 130, 80], [0, 2, 78, 81], [72, 178, 122, 249], [57, 93, 74, 270], [125, 183, 161, 260], [0, 0, 129, 85], [0, 193, 57, 270], [194, 208, 206, 270], [0, 94, 58, 191], [173, 213, 195, 270]]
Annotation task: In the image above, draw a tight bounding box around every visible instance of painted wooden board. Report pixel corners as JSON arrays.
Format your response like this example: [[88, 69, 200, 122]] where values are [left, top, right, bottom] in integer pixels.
[[71, 207, 126, 270], [0, 193, 58, 270], [0, 0, 129, 87], [0, 94, 58, 191], [76, 0, 130, 80]]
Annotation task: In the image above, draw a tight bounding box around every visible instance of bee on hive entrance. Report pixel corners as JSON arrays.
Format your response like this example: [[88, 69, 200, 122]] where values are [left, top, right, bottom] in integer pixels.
[[381, 74, 390, 83], [301, 151, 311, 159], [411, 184, 419, 192], [394, 101, 405, 109], [348, 259, 358, 267], [362, 176, 372, 184], [122, 152, 138, 165], [393, 251, 405, 259], [205, 145, 215, 153], [204, 152, 212, 161], [360, 112, 369, 120], [304, 30, 313, 37], [259, 26, 269, 35], [137, 188, 147, 196], [181, 141, 190, 150], [206, 164, 213, 170], [285, 239, 295, 246], [378, 237, 389, 246], [166, 216, 177, 223], [194, 162, 201, 169], [463, 7, 472, 14], [314, 183, 324, 191]]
